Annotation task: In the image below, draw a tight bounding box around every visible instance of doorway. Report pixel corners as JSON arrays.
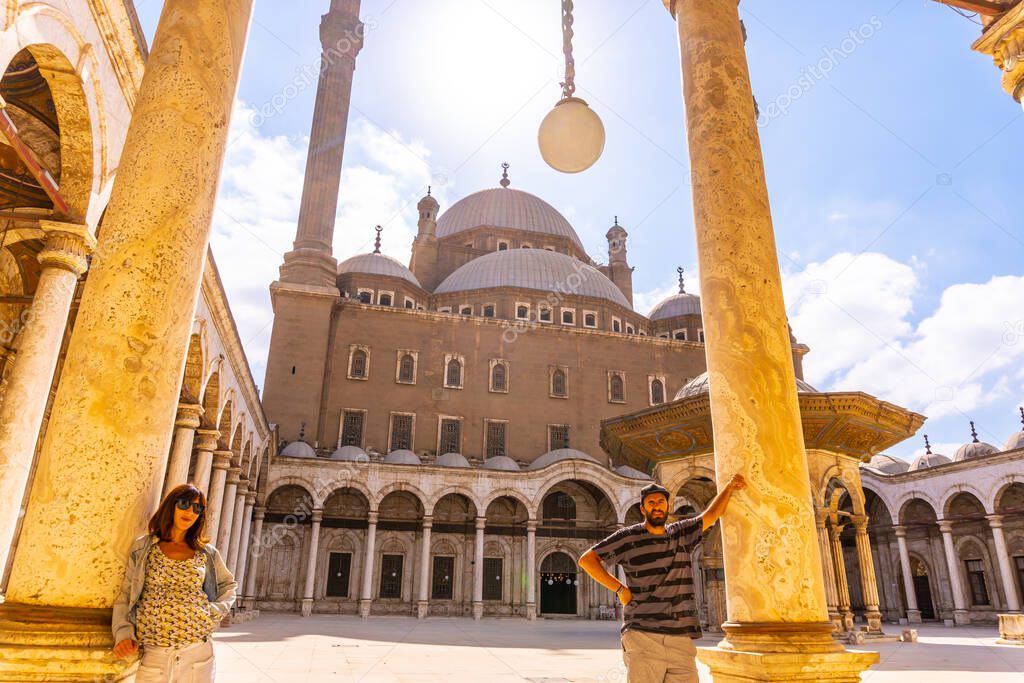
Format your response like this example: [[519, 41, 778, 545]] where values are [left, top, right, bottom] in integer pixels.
[[540, 551, 577, 615], [911, 557, 935, 620]]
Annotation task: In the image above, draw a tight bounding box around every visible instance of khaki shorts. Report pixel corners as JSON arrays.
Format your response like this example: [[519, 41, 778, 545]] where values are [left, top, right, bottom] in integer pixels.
[[621, 629, 699, 683], [135, 639, 215, 683]]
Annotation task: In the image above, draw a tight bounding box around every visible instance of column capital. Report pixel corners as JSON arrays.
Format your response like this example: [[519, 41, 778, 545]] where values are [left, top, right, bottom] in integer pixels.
[[475, 516, 486, 530], [38, 221, 96, 275], [367, 510, 379, 524], [526, 519, 538, 532], [311, 508, 324, 524], [893, 525, 907, 538], [254, 505, 266, 520], [175, 402, 204, 429], [986, 514, 1005, 528], [321, 4, 365, 56], [971, 4, 1024, 102], [851, 514, 869, 532], [814, 506, 830, 527], [212, 449, 233, 469], [245, 490, 258, 505], [938, 519, 955, 534], [194, 429, 220, 452], [828, 523, 844, 542], [421, 515, 433, 529]]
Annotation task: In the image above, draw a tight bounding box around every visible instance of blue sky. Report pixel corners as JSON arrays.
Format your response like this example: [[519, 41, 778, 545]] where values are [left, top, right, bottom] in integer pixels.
[[134, 1, 1023, 461]]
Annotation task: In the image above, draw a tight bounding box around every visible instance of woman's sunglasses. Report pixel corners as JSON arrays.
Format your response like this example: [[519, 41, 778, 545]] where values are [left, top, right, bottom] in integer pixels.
[[175, 498, 205, 515]]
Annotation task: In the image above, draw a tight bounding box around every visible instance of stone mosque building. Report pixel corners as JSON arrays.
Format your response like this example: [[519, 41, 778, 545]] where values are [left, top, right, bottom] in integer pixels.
[[252, 0, 1024, 633], [1, 1, 1023, 678]]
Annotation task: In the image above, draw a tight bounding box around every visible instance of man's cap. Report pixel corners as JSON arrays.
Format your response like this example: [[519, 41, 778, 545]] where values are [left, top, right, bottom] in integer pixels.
[[639, 483, 670, 504]]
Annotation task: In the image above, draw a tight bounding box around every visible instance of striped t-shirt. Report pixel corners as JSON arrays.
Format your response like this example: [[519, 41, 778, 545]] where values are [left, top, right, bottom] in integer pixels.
[[590, 516, 707, 637]]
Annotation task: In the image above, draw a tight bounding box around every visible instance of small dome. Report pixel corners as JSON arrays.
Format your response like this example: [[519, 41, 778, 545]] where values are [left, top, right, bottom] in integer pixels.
[[436, 187, 585, 252], [281, 440, 316, 458], [331, 445, 369, 462], [954, 441, 998, 461], [528, 448, 598, 470], [910, 452, 951, 471], [337, 252, 421, 288], [649, 292, 701, 321], [383, 449, 421, 465], [675, 371, 817, 400], [864, 454, 910, 475], [1005, 431, 1024, 452], [482, 455, 521, 471], [614, 464, 651, 480], [436, 452, 471, 468], [435, 249, 630, 309]]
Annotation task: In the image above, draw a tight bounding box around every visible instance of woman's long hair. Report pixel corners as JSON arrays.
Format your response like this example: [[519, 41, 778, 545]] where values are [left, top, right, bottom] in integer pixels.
[[149, 483, 209, 550]]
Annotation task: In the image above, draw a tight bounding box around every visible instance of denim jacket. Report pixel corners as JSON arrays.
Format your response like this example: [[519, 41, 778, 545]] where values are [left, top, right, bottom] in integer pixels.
[[111, 534, 237, 644]]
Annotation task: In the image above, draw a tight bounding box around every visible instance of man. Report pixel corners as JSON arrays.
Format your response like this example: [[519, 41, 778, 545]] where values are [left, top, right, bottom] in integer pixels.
[[578, 474, 746, 683]]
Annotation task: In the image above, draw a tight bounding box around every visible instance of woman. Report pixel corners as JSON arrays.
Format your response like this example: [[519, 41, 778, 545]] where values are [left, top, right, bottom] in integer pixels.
[[112, 483, 237, 682]]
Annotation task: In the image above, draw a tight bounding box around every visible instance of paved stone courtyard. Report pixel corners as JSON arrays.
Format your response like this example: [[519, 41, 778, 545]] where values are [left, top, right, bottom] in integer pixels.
[[213, 614, 1024, 682]]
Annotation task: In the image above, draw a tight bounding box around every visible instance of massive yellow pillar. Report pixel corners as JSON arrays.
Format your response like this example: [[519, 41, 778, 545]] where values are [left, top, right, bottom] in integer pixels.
[[662, 0, 877, 678], [0, 0, 253, 678]]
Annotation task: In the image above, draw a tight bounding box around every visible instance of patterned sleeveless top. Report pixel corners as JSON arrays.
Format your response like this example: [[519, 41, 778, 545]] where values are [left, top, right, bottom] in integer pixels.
[[136, 544, 215, 647]]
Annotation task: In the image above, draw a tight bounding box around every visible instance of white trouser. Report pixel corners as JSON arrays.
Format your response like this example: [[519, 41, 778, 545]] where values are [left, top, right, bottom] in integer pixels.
[[136, 639, 215, 683]]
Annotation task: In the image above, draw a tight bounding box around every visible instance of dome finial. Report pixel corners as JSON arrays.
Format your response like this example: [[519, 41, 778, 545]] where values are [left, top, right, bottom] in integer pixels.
[[373, 225, 382, 254], [614, 215, 619, 227], [1019, 406, 1023, 427], [499, 162, 511, 188], [970, 420, 979, 443], [427, 185, 432, 197], [924, 434, 932, 455], [677, 266, 686, 294], [298, 421, 307, 442]]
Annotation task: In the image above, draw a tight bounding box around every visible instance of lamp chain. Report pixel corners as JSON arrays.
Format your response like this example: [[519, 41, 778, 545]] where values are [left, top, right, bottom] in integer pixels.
[[560, 0, 575, 99]]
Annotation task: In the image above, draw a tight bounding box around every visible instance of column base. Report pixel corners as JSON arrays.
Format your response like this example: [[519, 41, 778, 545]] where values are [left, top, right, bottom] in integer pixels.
[[358, 599, 372, 619], [840, 611, 854, 632], [300, 598, 313, 617], [997, 614, 1024, 644], [526, 602, 537, 620], [866, 610, 883, 634], [0, 603, 134, 682], [906, 610, 922, 624], [953, 609, 970, 626], [472, 602, 483, 620], [697, 647, 879, 682], [416, 601, 428, 619]]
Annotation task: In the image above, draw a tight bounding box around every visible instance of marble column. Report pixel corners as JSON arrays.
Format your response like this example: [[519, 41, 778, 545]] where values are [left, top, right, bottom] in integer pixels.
[[472, 516, 485, 620], [226, 481, 248, 574], [526, 519, 537, 620], [987, 515, 1021, 613], [205, 450, 232, 544], [830, 523, 854, 632], [216, 466, 240, 554], [893, 526, 921, 623], [301, 509, 323, 616], [280, 0, 365, 287], [162, 402, 204, 497], [243, 505, 266, 607], [852, 515, 883, 633], [192, 429, 219, 494], [0, 221, 93, 580], [938, 520, 970, 625], [417, 515, 432, 619], [662, 0, 876, 677], [359, 511, 378, 618], [815, 508, 841, 631], [233, 492, 255, 590], [0, 0, 253, 677]]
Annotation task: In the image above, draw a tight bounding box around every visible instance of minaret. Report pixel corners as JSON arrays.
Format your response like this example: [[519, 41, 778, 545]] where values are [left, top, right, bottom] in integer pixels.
[[410, 186, 440, 289], [264, 0, 364, 446], [606, 216, 634, 307], [280, 0, 365, 286]]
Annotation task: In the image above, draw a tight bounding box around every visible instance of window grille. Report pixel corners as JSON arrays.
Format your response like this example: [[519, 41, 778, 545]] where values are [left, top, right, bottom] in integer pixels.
[[431, 556, 454, 599], [439, 419, 461, 455], [340, 411, 364, 447], [379, 554, 404, 598], [610, 374, 624, 402], [491, 363, 507, 392], [398, 354, 415, 383], [651, 379, 665, 405], [485, 421, 507, 458], [483, 557, 503, 601], [445, 359, 462, 387], [549, 424, 570, 451], [390, 414, 413, 451], [551, 369, 567, 397], [350, 349, 367, 378]]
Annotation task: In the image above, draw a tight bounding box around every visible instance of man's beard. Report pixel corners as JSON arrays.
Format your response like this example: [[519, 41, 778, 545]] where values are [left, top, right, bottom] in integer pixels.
[[645, 511, 667, 528]]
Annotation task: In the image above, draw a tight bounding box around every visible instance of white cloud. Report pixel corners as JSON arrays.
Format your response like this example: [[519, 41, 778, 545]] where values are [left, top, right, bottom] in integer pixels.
[[209, 102, 439, 388], [784, 252, 1024, 423]]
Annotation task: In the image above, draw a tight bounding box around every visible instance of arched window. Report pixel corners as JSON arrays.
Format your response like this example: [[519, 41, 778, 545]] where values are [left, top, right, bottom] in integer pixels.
[[551, 369, 567, 398], [350, 349, 368, 378], [542, 492, 576, 521], [358, 291, 372, 304], [609, 373, 624, 402], [379, 293, 393, 306], [516, 305, 529, 319], [483, 304, 495, 318], [398, 354, 415, 383], [651, 379, 665, 405], [445, 358, 462, 388], [539, 307, 552, 323], [491, 363, 507, 392]]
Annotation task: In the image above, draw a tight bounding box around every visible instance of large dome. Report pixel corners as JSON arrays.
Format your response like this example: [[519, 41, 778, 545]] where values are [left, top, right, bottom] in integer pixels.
[[436, 188, 585, 252], [435, 249, 631, 309], [649, 292, 701, 320], [338, 252, 421, 288]]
